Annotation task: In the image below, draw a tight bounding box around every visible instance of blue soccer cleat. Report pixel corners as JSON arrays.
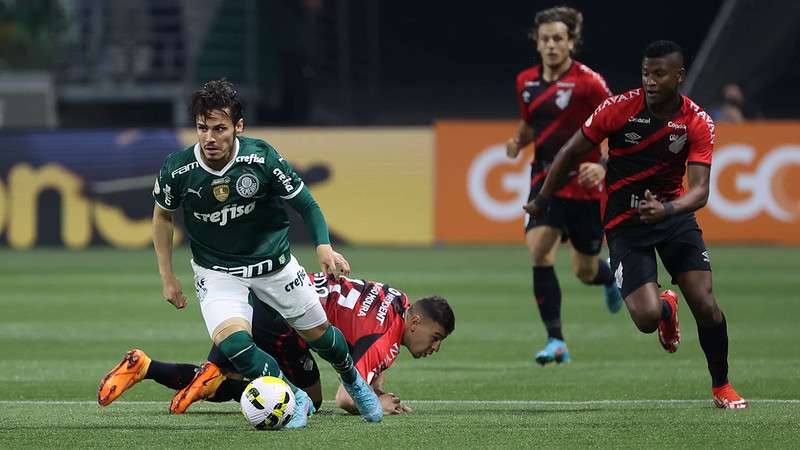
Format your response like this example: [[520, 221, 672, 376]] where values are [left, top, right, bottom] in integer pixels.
[[534, 338, 570, 366], [285, 388, 316, 430], [342, 373, 383, 422], [603, 283, 623, 313]]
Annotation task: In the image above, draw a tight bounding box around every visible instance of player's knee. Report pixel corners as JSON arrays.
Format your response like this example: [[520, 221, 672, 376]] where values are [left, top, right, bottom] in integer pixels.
[[627, 303, 660, 333], [532, 252, 555, 266], [211, 318, 252, 346], [574, 265, 597, 284], [693, 297, 723, 326]]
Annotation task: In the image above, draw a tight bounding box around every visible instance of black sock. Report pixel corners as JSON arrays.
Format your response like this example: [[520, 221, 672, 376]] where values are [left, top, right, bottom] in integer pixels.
[[206, 378, 249, 403], [145, 361, 199, 390], [533, 266, 563, 341], [590, 258, 614, 286], [697, 314, 729, 388], [661, 299, 672, 321]]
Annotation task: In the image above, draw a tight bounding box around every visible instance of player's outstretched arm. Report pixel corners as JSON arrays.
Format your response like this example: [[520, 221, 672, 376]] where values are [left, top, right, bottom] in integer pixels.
[[335, 382, 411, 415], [152, 205, 186, 309], [285, 188, 350, 277], [523, 129, 595, 217]]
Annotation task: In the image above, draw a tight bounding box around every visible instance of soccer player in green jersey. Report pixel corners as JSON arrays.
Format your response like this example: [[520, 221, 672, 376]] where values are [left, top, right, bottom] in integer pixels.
[[151, 79, 383, 428]]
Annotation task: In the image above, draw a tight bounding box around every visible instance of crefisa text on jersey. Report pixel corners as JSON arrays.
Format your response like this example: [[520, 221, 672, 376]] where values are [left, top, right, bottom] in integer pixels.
[[193, 201, 256, 226]]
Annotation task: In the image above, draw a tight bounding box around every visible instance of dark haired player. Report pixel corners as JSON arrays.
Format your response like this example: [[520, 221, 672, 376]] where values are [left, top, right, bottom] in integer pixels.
[[98, 273, 455, 416], [506, 6, 622, 365], [148, 79, 383, 428], [525, 41, 748, 408]]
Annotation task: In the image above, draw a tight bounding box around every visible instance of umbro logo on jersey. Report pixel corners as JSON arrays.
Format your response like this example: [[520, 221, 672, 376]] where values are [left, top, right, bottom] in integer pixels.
[[702, 250, 710, 262], [624, 132, 642, 145]]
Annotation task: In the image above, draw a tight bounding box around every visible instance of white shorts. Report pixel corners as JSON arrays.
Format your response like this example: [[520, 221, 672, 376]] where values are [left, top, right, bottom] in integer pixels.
[[191, 255, 327, 337]]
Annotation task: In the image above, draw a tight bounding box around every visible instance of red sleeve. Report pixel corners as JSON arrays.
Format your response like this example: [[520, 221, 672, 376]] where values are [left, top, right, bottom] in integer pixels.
[[581, 98, 615, 144], [687, 114, 714, 165], [516, 72, 530, 122], [354, 332, 401, 384], [583, 72, 613, 109]]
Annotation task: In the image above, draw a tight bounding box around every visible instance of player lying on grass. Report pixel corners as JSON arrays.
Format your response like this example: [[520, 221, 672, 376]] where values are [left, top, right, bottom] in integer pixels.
[[98, 272, 455, 416]]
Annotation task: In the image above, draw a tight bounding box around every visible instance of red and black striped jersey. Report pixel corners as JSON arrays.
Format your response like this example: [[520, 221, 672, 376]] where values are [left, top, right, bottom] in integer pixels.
[[516, 61, 612, 200], [581, 88, 715, 231], [311, 273, 409, 384]]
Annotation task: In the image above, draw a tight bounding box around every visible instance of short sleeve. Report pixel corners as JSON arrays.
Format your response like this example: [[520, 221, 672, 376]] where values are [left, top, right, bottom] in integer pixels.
[[687, 116, 714, 166], [153, 159, 180, 211], [584, 73, 612, 109], [353, 334, 394, 384], [516, 73, 532, 123], [581, 100, 614, 145], [266, 148, 305, 200]]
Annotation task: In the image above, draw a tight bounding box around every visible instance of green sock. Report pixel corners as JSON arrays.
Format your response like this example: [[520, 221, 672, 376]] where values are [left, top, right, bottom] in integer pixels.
[[307, 326, 358, 384], [218, 331, 298, 392]]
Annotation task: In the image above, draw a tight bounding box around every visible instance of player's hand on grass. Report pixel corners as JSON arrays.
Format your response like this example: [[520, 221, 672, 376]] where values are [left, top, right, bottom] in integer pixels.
[[506, 138, 522, 158], [317, 244, 351, 279], [161, 275, 187, 309], [638, 189, 666, 224], [578, 162, 605, 188], [380, 393, 413, 415]]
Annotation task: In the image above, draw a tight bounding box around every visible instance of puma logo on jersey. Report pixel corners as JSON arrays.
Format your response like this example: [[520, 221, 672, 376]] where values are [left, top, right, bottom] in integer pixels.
[[187, 187, 203, 198]]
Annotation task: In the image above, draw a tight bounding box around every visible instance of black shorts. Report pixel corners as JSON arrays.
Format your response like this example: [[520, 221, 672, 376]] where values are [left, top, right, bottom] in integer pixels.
[[606, 213, 712, 298], [207, 294, 320, 389], [525, 166, 604, 255]]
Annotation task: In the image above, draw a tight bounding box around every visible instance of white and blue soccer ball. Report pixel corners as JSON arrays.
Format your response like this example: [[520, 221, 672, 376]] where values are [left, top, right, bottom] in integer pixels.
[[240, 376, 296, 430]]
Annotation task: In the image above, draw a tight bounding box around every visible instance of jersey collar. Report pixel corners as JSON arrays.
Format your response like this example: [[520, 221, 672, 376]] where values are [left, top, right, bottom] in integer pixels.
[[193, 137, 240, 176]]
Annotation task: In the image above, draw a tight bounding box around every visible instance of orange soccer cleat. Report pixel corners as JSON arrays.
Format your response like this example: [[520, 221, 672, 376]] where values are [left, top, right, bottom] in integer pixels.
[[98, 349, 151, 406], [713, 383, 749, 409], [658, 290, 680, 353], [169, 361, 225, 414]]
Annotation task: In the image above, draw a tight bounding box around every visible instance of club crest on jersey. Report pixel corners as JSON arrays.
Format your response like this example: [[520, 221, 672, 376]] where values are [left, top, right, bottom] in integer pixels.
[[236, 173, 259, 198], [555, 89, 572, 110], [668, 133, 688, 154], [211, 177, 230, 202]]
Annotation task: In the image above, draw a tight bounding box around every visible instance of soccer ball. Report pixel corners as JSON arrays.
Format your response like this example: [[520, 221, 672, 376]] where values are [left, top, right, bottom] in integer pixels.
[[240, 376, 296, 430]]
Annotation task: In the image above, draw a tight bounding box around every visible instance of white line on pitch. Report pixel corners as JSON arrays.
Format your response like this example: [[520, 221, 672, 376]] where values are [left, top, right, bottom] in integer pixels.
[[0, 399, 798, 405]]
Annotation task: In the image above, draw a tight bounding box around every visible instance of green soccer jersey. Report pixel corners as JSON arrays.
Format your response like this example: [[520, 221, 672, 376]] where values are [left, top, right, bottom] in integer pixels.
[[153, 135, 318, 277]]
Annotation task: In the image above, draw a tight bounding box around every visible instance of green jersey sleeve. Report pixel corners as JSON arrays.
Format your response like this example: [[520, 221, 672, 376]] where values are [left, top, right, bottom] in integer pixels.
[[266, 148, 305, 200], [153, 155, 181, 211]]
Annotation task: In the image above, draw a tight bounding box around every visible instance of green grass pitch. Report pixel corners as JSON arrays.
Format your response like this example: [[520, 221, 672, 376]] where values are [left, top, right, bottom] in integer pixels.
[[0, 245, 798, 448]]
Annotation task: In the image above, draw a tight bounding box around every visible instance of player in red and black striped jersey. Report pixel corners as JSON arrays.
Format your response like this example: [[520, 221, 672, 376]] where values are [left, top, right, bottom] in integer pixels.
[[505, 6, 622, 366], [525, 40, 747, 408], [97, 273, 455, 415]]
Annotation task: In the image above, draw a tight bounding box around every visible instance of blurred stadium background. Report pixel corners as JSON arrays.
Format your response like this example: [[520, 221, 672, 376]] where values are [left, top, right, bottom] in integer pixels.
[[1, 0, 799, 447]]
